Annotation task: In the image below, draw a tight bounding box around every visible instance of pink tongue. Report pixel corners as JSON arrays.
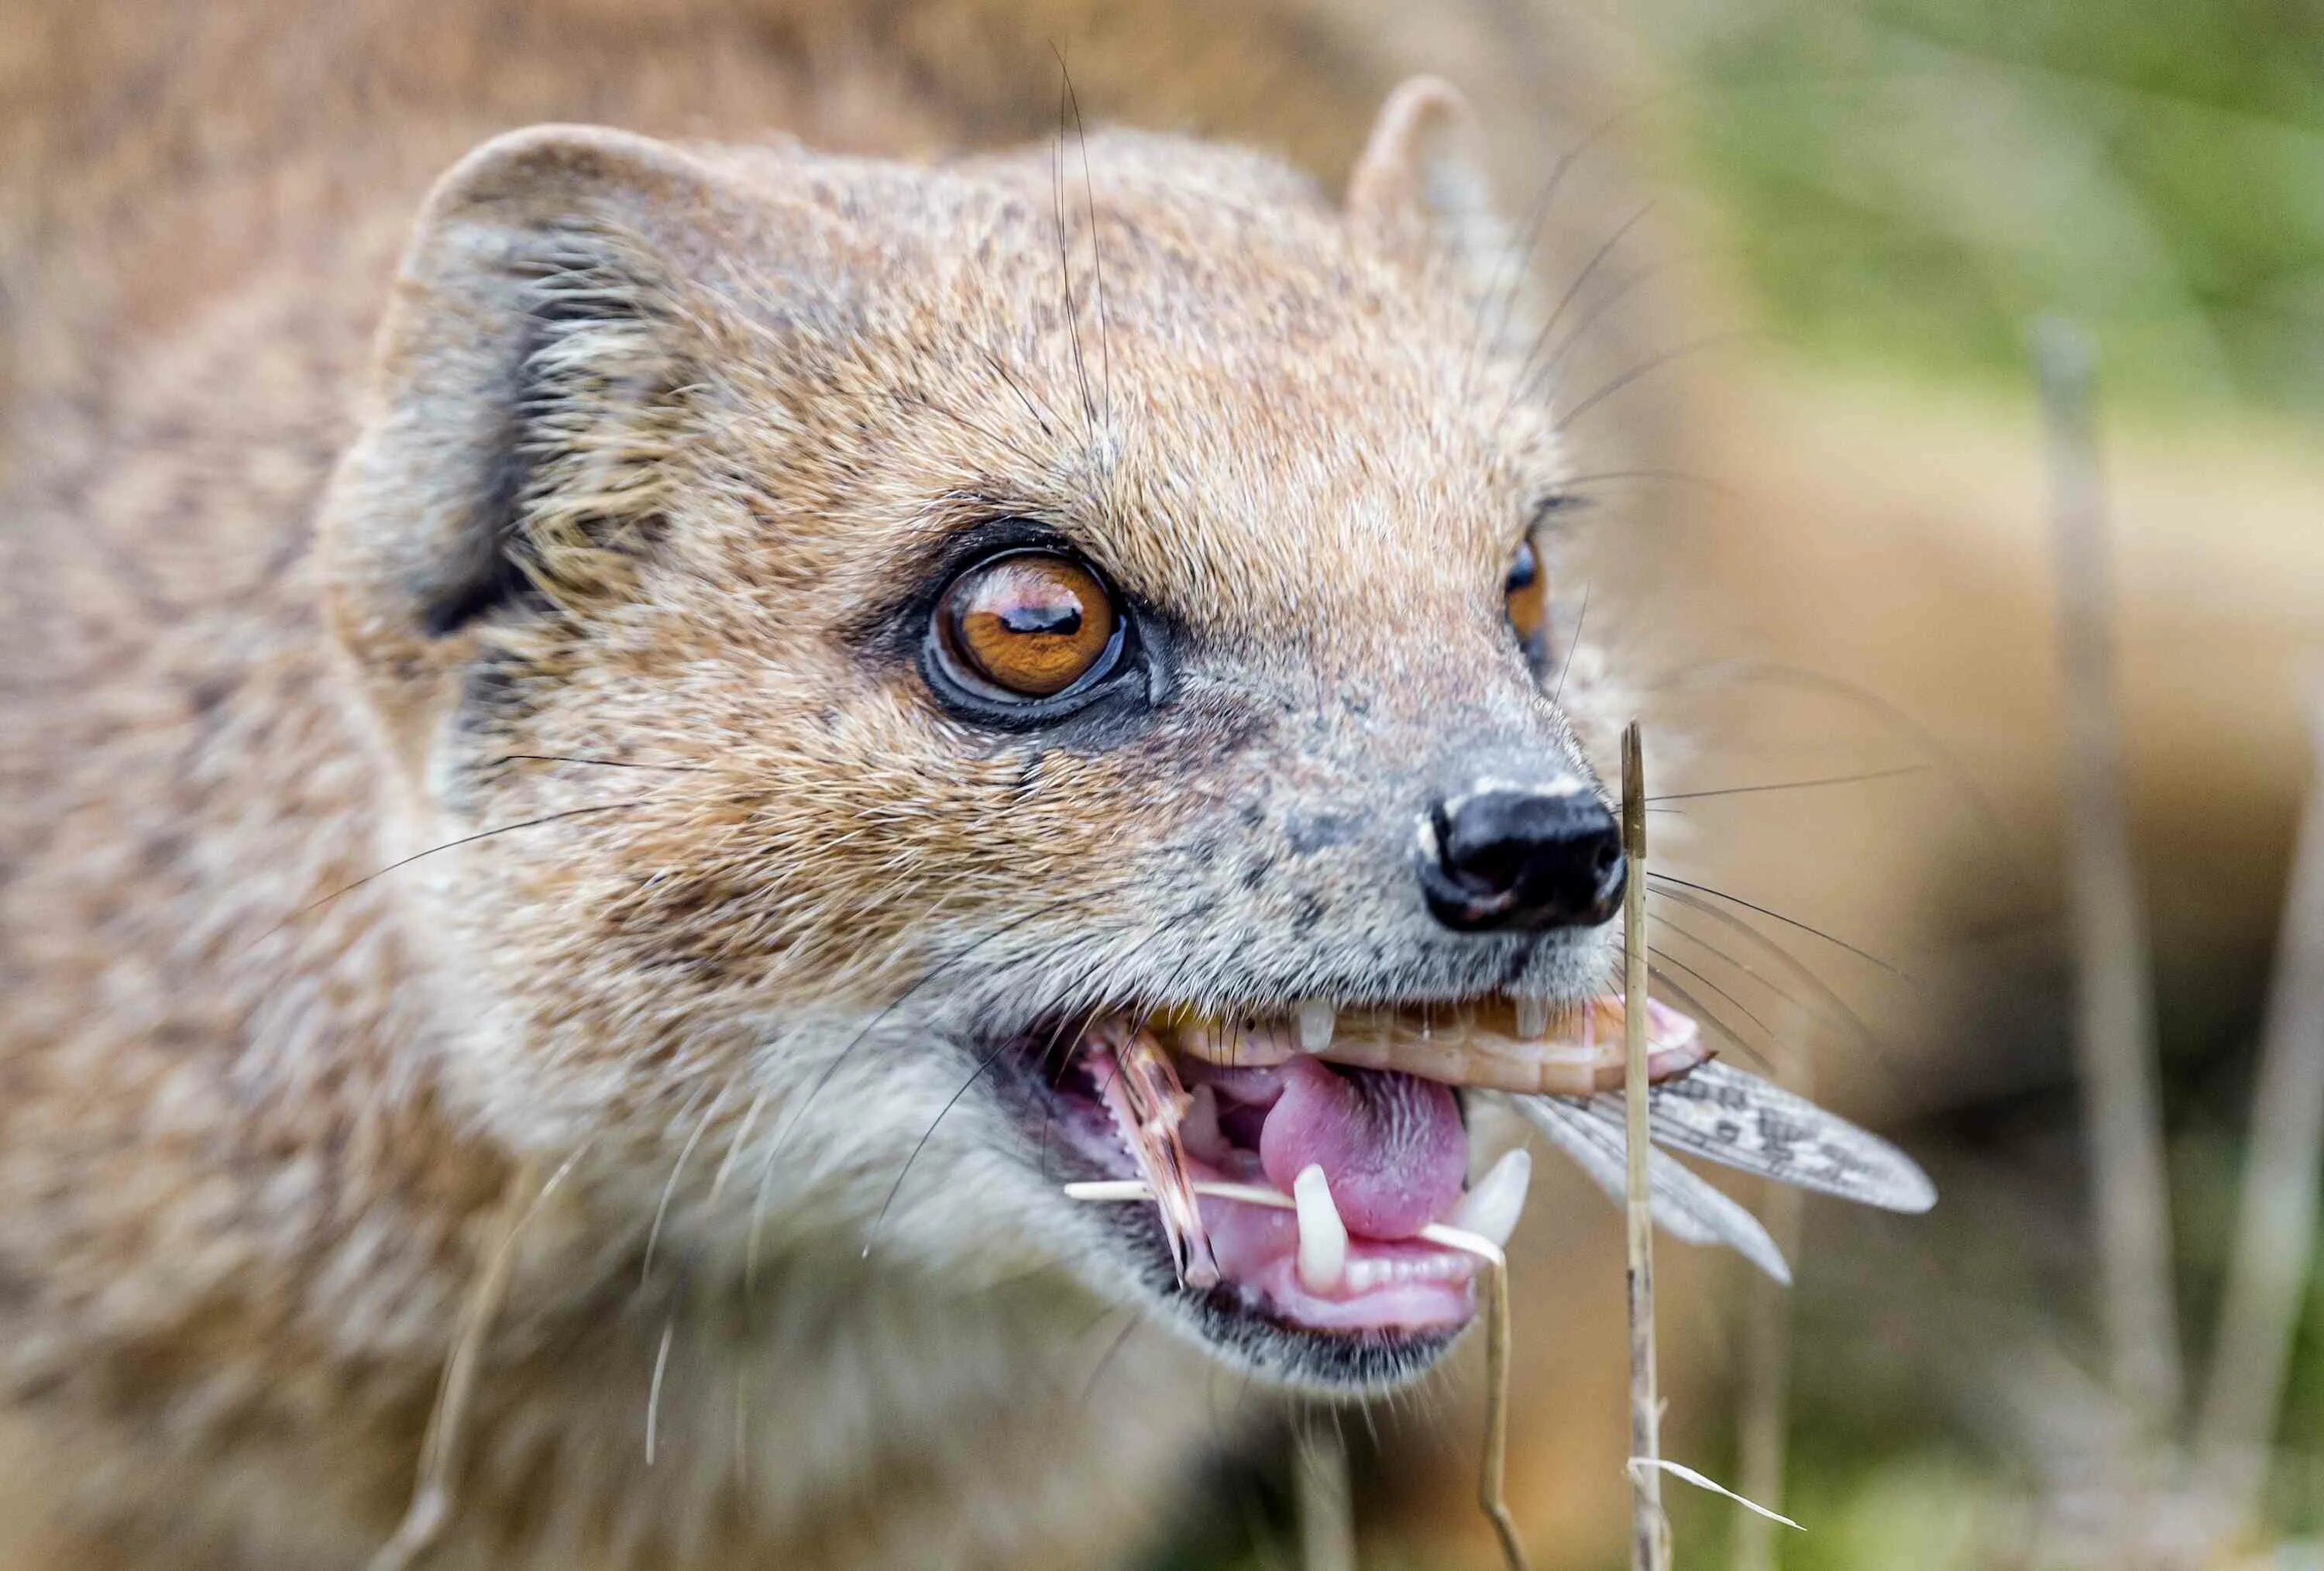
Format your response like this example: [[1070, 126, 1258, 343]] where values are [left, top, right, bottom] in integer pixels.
[[1257, 1057, 1466, 1239]]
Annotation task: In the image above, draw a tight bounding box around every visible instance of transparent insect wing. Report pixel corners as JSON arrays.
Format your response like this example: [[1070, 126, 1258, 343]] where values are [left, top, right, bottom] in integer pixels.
[[1597, 1062, 1938, 1214], [1508, 1095, 1792, 1284]]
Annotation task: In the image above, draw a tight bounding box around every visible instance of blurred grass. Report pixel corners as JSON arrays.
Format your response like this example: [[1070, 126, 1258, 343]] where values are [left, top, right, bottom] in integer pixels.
[[1645, 0, 2324, 413]]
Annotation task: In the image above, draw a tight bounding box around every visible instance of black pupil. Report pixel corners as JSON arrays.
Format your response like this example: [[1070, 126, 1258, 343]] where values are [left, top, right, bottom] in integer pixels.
[[1507, 542, 1537, 591], [999, 603, 1081, 637]]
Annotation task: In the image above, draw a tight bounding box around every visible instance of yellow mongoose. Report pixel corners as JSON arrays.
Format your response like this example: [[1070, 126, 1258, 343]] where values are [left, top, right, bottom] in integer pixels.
[[0, 2, 1678, 1565]]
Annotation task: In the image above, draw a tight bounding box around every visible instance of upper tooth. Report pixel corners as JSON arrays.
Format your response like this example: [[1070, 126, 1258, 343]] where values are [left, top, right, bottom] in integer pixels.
[[1514, 995, 1551, 1041], [1298, 999, 1337, 1052], [1449, 1148, 1532, 1248], [1293, 1164, 1348, 1294]]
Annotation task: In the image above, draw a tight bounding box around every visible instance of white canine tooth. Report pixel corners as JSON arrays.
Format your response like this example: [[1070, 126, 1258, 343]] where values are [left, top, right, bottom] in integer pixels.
[[1514, 995, 1551, 1042], [1298, 998, 1337, 1053], [1449, 1148, 1532, 1248], [1293, 1164, 1348, 1294]]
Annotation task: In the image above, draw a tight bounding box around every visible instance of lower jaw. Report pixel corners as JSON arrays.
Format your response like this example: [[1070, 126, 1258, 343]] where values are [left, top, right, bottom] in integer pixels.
[[1188, 1177, 1479, 1332], [1070, 1036, 1490, 1340], [1033, 1067, 1480, 1344]]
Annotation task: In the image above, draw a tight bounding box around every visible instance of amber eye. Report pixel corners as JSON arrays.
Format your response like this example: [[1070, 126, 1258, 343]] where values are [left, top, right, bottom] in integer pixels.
[[1504, 538, 1547, 648], [934, 550, 1121, 700]]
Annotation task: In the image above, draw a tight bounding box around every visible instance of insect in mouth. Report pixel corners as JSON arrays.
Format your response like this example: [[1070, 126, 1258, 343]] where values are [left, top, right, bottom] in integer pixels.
[[1064, 995, 1934, 1568], [1088, 1019, 1220, 1288]]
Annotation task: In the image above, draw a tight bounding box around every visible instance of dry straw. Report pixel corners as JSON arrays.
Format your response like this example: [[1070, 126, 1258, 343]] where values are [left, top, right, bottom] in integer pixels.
[[2037, 318, 2183, 1432], [2193, 695, 2324, 1518], [370, 1153, 579, 1571], [1621, 721, 1673, 1571]]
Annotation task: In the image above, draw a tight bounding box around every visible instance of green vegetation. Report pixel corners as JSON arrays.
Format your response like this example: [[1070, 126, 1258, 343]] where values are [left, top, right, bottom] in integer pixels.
[[1649, 0, 2324, 411]]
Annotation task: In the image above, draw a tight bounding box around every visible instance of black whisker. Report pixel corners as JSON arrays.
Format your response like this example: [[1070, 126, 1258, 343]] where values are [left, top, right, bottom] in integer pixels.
[[1078, 1309, 1148, 1410], [1463, 183, 1555, 400], [1553, 329, 1759, 431], [1033, 1009, 1093, 1184], [756, 892, 1091, 1173], [976, 345, 1061, 442], [265, 801, 648, 941], [1639, 656, 2036, 902], [1631, 967, 1774, 1075], [1646, 765, 1926, 804], [1649, 909, 1844, 1039], [864, 1030, 1023, 1256], [890, 387, 1045, 470], [1503, 201, 1654, 419], [490, 753, 707, 773], [1463, 96, 1645, 396], [1553, 467, 1741, 501], [1035, 1076, 1062, 1186], [1647, 888, 1903, 1081], [1469, 117, 1599, 386], [1648, 871, 1910, 981], [1054, 49, 1113, 431], [1527, 246, 1718, 402], [1550, 580, 1590, 710], [1068, 1294, 1129, 1348], [743, 894, 1105, 1285], [1050, 69, 1098, 442], [1617, 933, 1779, 1068], [1647, 944, 1776, 1047]]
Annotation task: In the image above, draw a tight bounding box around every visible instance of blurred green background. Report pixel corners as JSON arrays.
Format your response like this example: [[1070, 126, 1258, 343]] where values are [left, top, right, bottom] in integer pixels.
[[1654, 0, 2324, 414], [1643, 4, 2322, 1558]]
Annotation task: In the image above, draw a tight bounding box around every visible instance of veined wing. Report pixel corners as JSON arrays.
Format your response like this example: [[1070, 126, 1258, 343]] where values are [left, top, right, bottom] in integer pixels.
[[1583, 1061, 1937, 1215], [1508, 1095, 1792, 1284]]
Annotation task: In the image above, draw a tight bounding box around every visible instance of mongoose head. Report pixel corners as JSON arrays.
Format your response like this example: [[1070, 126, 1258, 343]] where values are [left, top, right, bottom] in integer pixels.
[[323, 79, 1631, 1391]]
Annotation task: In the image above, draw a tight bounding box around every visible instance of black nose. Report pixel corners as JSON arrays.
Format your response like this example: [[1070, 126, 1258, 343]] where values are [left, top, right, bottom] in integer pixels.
[[1418, 787, 1626, 932]]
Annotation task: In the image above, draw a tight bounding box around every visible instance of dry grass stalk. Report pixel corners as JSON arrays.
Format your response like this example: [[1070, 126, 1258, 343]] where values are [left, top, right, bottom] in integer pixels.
[[1294, 1418, 1356, 1571], [370, 1154, 566, 1571], [1470, 1234, 1528, 1571], [2193, 693, 2324, 1521], [2036, 318, 2184, 1430], [1621, 721, 1672, 1571]]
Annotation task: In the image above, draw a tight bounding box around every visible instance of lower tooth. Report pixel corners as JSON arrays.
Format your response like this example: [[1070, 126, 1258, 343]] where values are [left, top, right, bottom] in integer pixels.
[[1183, 1085, 1224, 1155], [1449, 1148, 1532, 1248], [1293, 1164, 1348, 1294]]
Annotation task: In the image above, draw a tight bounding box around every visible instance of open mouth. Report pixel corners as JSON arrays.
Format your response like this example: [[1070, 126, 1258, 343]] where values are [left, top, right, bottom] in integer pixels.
[[1018, 995, 1709, 1360]]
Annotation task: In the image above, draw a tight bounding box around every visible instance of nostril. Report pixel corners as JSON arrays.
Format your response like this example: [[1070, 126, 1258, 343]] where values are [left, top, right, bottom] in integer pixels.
[[1420, 786, 1624, 933]]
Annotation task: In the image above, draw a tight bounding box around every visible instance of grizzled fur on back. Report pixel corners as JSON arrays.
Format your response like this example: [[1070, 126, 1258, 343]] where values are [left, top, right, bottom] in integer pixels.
[[0, 2, 1668, 1567]]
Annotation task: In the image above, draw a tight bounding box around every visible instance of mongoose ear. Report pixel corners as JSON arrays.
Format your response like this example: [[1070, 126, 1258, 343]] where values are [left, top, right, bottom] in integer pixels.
[[1344, 77, 1511, 302], [322, 125, 731, 716]]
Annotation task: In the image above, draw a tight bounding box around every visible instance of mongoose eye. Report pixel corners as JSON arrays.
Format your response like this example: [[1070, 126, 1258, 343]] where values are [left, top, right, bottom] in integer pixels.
[[1504, 538, 1547, 651], [933, 549, 1122, 701]]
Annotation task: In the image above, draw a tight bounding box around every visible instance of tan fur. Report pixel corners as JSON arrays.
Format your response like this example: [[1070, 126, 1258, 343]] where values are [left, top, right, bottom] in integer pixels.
[[0, 3, 1676, 1566]]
